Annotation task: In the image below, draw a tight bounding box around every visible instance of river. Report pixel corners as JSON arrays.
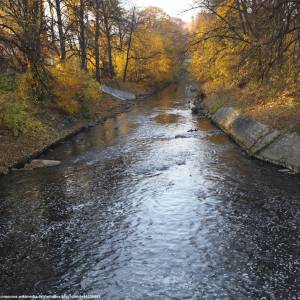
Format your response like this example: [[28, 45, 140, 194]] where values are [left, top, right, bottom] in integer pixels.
[[0, 84, 299, 299]]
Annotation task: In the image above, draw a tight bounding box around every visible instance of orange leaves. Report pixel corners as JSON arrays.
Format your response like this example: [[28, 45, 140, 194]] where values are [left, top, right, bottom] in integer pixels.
[[50, 58, 100, 115]]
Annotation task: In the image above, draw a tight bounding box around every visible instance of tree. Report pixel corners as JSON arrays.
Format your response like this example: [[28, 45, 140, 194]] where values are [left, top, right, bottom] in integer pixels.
[[123, 7, 135, 82], [190, 0, 300, 91], [78, 0, 87, 70], [55, 0, 66, 60], [0, 0, 50, 98], [93, 0, 101, 81], [100, 0, 119, 78]]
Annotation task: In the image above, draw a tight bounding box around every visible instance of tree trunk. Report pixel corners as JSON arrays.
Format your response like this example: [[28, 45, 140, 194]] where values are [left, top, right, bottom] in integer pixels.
[[25, 0, 50, 99], [94, 0, 101, 82], [79, 0, 87, 71], [24, 0, 42, 70], [101, 0, 114, 78], [47, 0, 56, 50], [55, 0, 66, 60], [106, 29, 114, 78], [123, 7, 135, 82]]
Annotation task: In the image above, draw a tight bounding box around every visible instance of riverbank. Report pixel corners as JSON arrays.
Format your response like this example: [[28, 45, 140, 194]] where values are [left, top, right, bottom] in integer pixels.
[[2, 77, 299, 299], [0, 82, 170, 175], [191, 88, 300, 173], [0, 96, 132, 175]]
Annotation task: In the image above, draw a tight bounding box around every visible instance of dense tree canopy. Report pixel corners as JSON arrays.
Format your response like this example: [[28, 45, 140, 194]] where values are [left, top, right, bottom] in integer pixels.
[[0, 0, 188, 136], [190, 0, 300, 95], [0, 1, 187, 86]]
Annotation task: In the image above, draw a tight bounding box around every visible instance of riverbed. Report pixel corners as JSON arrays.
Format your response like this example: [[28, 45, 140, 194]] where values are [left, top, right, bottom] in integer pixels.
[[0, 85, 299, 299]]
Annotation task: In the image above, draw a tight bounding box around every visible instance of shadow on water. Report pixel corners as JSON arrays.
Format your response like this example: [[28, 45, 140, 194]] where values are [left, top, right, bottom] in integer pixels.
[[204, 133, 231, 145], [153, 114, 181, 124], [0, 83, 299, 298], [197, 117, 216, 132]]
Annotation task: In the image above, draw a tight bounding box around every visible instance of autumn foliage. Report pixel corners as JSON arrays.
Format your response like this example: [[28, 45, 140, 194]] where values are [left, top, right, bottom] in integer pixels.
[[189, 1, 300, 129], [0, 1, 187, 133], [51, 59, 100, 115]]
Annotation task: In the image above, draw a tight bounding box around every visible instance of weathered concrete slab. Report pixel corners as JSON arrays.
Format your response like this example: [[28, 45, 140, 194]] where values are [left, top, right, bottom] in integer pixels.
[[208, 106, 300, 172], [258, 133, 300, 172], [212, 107, 239, 130], [229, 115, 281, 153], [101, 85, 136, 101]]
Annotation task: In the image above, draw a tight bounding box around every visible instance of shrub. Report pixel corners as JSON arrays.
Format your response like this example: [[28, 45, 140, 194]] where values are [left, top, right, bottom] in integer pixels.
[[0, 73, 17, 92], [0, 96, 44, 134], [18, 69, 53, 102], [51, 59, 100, 116]]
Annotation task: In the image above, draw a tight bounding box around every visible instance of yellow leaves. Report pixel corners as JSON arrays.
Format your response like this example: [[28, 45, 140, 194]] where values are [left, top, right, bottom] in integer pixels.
[[114, 51, 127, 77], [113, 7, 185, 85], [53, 86, 80, 115], [50, 58, 100, 115], [216, 0, 236, 19], [117, 27, 172, 83], [190, 8, 245, 88]]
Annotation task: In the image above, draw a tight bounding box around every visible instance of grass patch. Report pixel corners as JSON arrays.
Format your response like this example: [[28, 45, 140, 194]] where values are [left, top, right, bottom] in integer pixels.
[[0, 73, 17, 92], [0, 95, 45, 134], [203, 88, 238, 114], [202, 80, 300, 131], [244, 94, 300, 131]]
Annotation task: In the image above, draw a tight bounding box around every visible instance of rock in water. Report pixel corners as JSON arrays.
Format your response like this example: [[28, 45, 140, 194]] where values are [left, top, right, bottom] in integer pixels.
[[187, 129, 198, 132], [175, 134, 189, 139], [25, 159, 61, 169]]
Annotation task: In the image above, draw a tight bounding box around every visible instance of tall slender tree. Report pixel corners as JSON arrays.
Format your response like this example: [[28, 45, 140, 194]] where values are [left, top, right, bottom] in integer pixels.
[[55, 0, 66, 60], [123, 7, 135, 82], [94, 0, 101, 81]]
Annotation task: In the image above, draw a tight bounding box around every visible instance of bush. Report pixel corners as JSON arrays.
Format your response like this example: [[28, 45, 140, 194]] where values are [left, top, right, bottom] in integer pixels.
[[51, 59, 100, 116], [0, 73, 17, 92], [0, 97, 44, 134], [18, 69, 52, 102]]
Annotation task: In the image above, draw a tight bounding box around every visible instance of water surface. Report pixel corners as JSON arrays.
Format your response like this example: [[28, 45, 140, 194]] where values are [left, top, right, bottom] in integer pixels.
[[0, 85, 300, 299]]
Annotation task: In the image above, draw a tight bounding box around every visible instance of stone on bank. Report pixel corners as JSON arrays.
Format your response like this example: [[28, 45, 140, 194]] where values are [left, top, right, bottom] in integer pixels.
[[24, 159, 62, 170]]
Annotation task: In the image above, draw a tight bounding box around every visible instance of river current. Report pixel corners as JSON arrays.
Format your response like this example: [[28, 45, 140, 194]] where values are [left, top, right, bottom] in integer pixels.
[[0, 85, 299, 299]]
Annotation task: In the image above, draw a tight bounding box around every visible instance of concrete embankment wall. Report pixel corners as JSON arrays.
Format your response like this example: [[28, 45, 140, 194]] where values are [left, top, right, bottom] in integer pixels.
[[193, 97, 300, 172]]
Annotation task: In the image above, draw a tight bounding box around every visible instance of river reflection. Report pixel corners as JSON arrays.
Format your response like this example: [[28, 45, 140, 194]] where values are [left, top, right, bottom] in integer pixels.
[[0, 84, 299, 299]]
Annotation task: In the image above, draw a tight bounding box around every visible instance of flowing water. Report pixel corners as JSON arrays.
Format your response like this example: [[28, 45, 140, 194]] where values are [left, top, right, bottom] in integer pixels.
[[0, 85, 300, 299]]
